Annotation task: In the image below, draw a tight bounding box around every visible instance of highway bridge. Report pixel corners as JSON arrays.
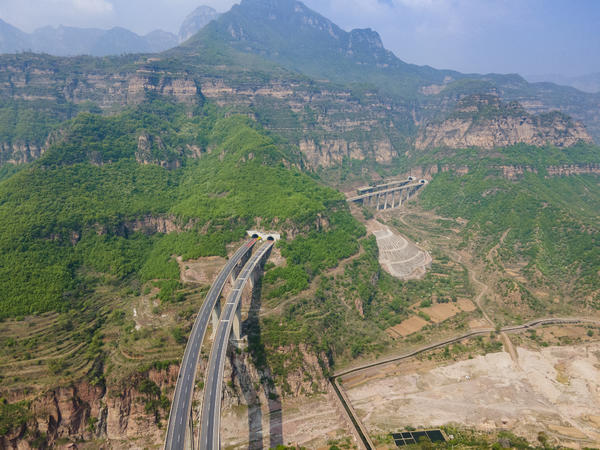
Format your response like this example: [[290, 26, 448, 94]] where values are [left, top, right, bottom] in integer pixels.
[[349, 178, 428, 210], [164, 239, 257, 450], [164, 239, 273, 450], [199, 241, 274, 449]]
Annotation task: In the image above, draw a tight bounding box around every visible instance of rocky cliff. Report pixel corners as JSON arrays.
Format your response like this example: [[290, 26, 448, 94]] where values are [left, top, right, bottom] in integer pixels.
[[416, 94, 593, 150], [1, 51, 597, 171], [0, 55, 200, 110], [396, 163, 600, 180], [1, 349, 330, 449], [1, 366, 178, 449]]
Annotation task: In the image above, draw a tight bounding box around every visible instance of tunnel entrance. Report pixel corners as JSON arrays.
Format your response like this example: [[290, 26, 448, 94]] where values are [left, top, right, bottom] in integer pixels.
[[247, 230, 281, 241]]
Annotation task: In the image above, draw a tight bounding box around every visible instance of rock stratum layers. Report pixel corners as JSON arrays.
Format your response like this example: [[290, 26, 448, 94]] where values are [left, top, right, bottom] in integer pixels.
[[416, 95, 593, 150], [1, 56, 595, 170]]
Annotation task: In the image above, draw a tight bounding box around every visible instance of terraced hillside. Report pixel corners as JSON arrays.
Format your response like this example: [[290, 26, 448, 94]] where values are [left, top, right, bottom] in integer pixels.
[[369, 221, 431, 279]]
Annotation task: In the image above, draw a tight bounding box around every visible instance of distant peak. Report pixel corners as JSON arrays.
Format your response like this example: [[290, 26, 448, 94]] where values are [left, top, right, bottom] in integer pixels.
[[179, 4, 221, 42]]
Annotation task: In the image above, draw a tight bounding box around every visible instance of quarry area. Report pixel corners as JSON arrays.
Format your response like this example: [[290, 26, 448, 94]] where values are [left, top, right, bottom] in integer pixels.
[[368, 220, 432, 280], [344, 341, 600, 449]]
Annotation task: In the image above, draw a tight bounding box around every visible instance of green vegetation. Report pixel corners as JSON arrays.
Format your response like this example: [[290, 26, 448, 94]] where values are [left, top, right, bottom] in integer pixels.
[[0, 98, 87, 148], [420, 168, 600, 307], [0, 99, 348, 318], [0, 399, 29, 435]]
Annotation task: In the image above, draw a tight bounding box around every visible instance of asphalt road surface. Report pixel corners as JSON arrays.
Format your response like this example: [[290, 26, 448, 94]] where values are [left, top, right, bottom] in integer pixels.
[[199, 241, 273, 450], [164, 239, 256, 450]]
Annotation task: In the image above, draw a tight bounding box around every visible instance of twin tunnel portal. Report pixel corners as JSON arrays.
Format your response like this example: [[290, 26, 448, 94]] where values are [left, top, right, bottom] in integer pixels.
[[164, 177, 426, 449]]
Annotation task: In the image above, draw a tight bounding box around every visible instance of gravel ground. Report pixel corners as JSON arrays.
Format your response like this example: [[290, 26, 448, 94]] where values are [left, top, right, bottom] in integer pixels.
[[346, 342, 600, 448]]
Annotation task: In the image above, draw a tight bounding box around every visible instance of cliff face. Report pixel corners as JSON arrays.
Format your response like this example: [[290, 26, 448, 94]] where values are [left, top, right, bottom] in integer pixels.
[[1, 366, 178, 449], [416, 95, 593, 150], [0, 130, 65, 166], [397, 163, 600, 180], [498, 163, 600, 179], [0, 54, 414, 169], [1, 54, 596, 171], [200, 79, 412, 169], [1, 345, 331, 449], [0, 142, 45, 165], [0, 58, 200, 110]]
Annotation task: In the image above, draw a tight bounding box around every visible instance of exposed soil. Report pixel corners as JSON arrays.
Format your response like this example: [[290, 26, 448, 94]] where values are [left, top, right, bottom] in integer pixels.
[[221, 392, 351, 449], [386, 299, 477, 338], [345, 342, 600, 449], [177, 255, 227, 284], [366, 220, 431, 280]]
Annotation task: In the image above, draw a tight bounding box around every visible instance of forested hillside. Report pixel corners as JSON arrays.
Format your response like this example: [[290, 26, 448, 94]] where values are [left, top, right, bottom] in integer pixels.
[[0, 99, 358, 318]]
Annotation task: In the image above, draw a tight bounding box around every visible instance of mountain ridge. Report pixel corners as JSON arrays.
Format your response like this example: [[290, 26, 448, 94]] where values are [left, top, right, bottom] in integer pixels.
[[0, 0, 597, 171], [0, 20, 177, 56]]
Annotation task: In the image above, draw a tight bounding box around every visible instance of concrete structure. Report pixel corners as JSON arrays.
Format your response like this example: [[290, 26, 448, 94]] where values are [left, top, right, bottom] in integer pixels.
[[349, 179, 427, 211], [199, 241, 274, 450], [247, 230, 281, 241], [163, 239, 257, 450]]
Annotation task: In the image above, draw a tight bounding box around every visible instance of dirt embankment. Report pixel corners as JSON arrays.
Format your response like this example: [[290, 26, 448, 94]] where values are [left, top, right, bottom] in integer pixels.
[[367, 220, 431, 280]]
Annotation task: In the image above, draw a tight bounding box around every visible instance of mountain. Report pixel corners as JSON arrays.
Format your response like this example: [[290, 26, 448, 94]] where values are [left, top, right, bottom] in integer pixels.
[[0, 4, 220, 57], [145, 29, 179, 52], [178, 5, 221, 42], [416, 94, 592, 150], [0, 18, 30, 53], [188, 0, 459, 98], [0, 0, 597, 172], [526, 72, 600, 94], [185, 0, 600, 143], [0, 21, 178, 57]]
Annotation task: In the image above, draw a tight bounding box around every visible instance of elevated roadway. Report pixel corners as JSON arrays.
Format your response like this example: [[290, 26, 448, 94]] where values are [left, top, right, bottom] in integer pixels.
[[199, 241, 274, 450], [348, 181, 427, 210], [164, 239, 257, 450]]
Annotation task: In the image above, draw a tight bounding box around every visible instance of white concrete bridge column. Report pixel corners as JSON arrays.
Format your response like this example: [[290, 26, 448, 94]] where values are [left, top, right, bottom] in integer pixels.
[[232, 302, 242, 342], [211, 298, 221, 339]]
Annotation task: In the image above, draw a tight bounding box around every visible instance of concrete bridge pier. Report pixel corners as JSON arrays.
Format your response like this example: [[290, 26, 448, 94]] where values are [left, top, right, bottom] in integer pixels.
[[231, 246, 253, 284], [211, 298, 221, 339], [231, 302, 242, 342], [230, 245, 272, 346]]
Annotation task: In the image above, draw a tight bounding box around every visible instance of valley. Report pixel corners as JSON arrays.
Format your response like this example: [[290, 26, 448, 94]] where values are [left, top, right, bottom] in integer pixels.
[[0, 0, 599, 449]]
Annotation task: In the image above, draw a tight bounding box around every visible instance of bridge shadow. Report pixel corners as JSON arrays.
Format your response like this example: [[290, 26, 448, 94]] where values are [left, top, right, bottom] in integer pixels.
[[230, 348, 263, 449], [231, 269, 283, 449]]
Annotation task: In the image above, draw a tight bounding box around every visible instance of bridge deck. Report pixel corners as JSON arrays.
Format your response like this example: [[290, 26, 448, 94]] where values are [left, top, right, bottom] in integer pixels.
[[349, 182, 422, 202], [199, 241, 274, 450], [357, 179, 410, 194], [164, 239, 257, 450]]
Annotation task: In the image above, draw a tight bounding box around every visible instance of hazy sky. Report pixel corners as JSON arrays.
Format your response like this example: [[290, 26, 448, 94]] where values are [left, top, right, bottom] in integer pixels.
[[1, 0, 598, 77]]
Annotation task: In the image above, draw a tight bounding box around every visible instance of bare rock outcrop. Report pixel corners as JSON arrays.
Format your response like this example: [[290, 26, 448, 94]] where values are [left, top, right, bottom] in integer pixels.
[[498, 163, 600, 179], [1, 365, 179, 449], [416, 94, 593, 150], [0, 129, 65, 166]]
